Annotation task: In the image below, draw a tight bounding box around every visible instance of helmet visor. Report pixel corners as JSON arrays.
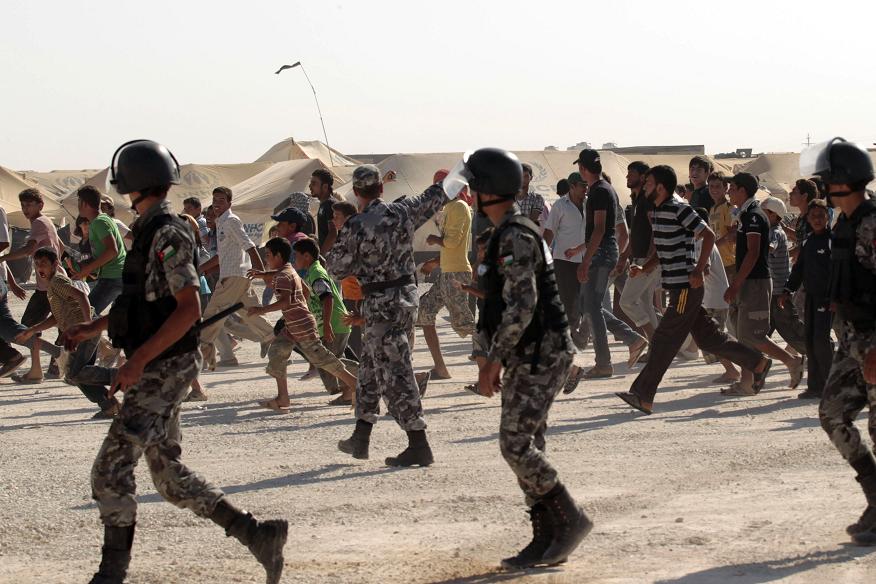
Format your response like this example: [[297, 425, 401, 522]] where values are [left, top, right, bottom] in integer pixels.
[[442, 152, 475, 200], [800, 138, 841, 177]]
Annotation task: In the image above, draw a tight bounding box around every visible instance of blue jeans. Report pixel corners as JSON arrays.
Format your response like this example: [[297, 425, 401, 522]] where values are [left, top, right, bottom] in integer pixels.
[[88, 278, 123, 315], [66, 336, 115, 410], [579, 249, 642, 368]]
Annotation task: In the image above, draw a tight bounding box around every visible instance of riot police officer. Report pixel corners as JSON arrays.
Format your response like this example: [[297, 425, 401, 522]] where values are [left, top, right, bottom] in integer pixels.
[[466, 148, 592, 568], [807, 138, 876, 546], [63, 140, 288, 583]]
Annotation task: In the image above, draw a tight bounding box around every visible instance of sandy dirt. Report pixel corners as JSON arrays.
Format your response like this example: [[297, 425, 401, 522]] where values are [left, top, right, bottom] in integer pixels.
[[1, 286, 874, 584]]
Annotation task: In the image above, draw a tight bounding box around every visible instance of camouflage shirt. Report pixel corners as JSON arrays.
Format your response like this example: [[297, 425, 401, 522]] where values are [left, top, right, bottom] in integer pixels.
[[131, 200, 200, 302], [855, 213, 876, 276], [327, 184, 447, 320], [476, 206, 564, 363]]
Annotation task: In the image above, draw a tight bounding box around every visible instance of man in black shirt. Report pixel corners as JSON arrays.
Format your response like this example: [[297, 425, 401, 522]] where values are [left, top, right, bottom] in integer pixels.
[[618, 161, 660, 341], [309, 169, 339, 254], [570, 150, 646, 378], [689, 156, 714, 212], [724, 172, 803, 395]]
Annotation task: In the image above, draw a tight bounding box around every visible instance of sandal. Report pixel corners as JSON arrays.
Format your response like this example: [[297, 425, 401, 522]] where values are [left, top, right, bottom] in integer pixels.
[[627, 339, 649, 369], [463, 383, 481, 396], [563, 366, 584, 394], [259, 398, 290, 413], [721, 381, 756, 396], [415, 371, 431, 397], [752, 358, 773, 394], [11, 373, 43, 384]]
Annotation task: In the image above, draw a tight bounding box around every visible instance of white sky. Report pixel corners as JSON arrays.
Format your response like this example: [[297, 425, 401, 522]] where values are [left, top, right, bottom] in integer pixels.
[[2, 0, 875, 171]]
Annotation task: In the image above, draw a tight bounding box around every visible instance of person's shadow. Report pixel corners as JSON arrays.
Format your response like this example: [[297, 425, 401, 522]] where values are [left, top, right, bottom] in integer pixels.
[[653, 546, 876, 584]]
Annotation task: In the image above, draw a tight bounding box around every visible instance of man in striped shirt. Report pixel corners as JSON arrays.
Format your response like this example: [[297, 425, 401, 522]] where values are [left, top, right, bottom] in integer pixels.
[[616, 166, 768, 415]]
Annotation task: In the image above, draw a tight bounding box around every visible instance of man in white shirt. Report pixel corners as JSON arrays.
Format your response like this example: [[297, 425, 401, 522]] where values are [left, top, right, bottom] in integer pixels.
[[543, 172, 586, 338], [197, 186, 274, 365]]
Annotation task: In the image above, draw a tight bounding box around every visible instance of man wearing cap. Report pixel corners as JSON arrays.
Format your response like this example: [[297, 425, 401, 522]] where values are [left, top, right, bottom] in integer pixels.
[[416, 169, 475, 380], [327, 164, 451, 467], [567, 150, 647, 379], [543, 172, 587, 343], [197, 186, 275, 367]]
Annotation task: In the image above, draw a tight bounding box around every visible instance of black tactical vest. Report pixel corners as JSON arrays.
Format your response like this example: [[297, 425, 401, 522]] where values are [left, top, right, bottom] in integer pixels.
[[478, 215, 570, 372], [108, 213, 200, 360], [829, 199, 876, 331]]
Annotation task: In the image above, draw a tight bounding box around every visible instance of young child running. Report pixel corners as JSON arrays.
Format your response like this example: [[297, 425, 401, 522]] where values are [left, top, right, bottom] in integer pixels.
[[292, 237, 357, 406], [16, 247, 120, 418], [248, 237, 358, 412], [779, 199, 834, 399], [454, 227, 493, 395]]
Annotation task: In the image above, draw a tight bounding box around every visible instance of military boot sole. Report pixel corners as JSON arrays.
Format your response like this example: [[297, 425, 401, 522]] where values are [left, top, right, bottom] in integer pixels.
[[540, 512, 593, 566], [500, 554, 566, 570], [251, 519, 288, 584], [385, 446, 434, 467], [338, 439, 369, 460]]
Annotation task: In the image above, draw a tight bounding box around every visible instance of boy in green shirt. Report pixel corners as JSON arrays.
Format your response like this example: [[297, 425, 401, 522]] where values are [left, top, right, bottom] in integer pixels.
[[73, 185, 127, 314], [292, 237, 355, 404]]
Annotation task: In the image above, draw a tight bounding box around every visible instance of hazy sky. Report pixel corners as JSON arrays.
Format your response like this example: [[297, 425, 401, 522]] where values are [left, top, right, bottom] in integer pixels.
[[2, 0, 875, 171]]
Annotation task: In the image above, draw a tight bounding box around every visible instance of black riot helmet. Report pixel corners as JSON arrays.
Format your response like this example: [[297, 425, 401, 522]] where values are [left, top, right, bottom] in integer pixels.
[[801, 137, 874, 186], [109, 139, 181, 195], [466, 148, 523, 198]]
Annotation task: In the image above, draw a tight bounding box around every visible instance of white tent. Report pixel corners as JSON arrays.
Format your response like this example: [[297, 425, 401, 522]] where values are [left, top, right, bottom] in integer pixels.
[[58, 162, 274, 224], [17, 169, 102, 200], [255, 138, 359, 167], [0, 165, 66, 228]]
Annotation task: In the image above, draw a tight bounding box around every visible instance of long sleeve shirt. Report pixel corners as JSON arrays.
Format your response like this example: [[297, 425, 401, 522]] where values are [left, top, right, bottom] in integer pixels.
[[785, 230, 831, 304]]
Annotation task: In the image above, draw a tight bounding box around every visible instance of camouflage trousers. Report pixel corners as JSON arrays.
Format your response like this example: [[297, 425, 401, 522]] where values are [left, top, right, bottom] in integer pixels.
[[499, 339, 573, 503], [819, 326, 876, 465], [91, 351, 224, 527], [415, 271, 476, 337], [357, 309, 426, 431]]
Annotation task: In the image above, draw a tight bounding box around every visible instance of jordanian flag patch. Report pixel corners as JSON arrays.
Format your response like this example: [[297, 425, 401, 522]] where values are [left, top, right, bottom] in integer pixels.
[[158, 245, 177, 263]]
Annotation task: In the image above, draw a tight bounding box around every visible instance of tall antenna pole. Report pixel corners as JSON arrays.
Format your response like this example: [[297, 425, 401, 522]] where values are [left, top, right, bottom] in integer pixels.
[[275, 61, 336, 167]]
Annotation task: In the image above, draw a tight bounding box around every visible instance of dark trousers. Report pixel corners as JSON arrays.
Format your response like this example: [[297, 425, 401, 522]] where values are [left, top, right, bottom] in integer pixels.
[[769, 295, 807, 355], [804, 297, 834, 395], [343, 299, 362, 358], [630, 286, 763, 404], [67, 336, 115, 410], [553, 259, 581, 331]]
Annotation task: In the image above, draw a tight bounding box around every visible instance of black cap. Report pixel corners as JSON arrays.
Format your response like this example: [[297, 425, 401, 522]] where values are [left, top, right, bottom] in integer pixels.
[[573, 149, 600, 166], [272, 207, 309, 227]]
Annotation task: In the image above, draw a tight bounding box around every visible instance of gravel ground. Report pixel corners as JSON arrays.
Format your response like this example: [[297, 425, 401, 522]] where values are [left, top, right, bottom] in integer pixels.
[[1, 288, 875, 584]]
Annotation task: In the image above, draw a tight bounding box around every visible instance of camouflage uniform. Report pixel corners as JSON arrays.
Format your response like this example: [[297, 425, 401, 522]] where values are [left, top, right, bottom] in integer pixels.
[[327, 181, 448, 431], [819, 212, 876, 464], [475, 207, 575, 502], [92, 201, 224, 527]]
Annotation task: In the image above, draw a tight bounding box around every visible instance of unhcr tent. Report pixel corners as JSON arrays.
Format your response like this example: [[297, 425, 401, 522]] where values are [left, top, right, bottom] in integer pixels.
[[0, 165, 65, 228], [18, 169, 101, 200], [255, 138, 359, 167], [59, 162, 274, 224]]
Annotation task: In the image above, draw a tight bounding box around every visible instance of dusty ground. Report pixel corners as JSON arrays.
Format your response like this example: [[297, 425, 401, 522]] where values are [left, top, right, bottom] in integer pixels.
[[1, 285, 875, 584]]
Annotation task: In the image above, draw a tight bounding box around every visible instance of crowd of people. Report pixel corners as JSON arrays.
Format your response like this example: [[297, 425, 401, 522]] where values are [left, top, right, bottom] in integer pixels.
[[1, 137, 875, 581]]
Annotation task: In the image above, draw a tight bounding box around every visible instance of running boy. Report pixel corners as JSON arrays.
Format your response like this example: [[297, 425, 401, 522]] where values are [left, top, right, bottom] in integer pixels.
[[16, 247, 119, 418], [780, 200, 833, 399], [248, 237, 358, 411]]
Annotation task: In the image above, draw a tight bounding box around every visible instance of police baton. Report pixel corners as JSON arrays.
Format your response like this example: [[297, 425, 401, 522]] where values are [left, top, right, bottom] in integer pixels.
[[107, 302, 245, 397]]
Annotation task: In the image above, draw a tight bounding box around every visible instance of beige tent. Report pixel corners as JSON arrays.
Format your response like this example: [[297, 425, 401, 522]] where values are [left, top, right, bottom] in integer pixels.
[[255, 138, 359, 167], [0, 166, 66, 228], [59, 162, 274, 224], [234, 159, 332, 219], [737, 153, 804, 199], [17, 169, 102, 200]]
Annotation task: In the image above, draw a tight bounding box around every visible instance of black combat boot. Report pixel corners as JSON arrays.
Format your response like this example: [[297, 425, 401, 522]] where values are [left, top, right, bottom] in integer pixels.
[[210, 499, 288, 584], [89, 524, 135, 584], [385, 430, 434, 467], [338, 419, 372, 460], [847, 470, 876, 536], [500, 503, 558, 569], [539, 483, 593, 566]]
